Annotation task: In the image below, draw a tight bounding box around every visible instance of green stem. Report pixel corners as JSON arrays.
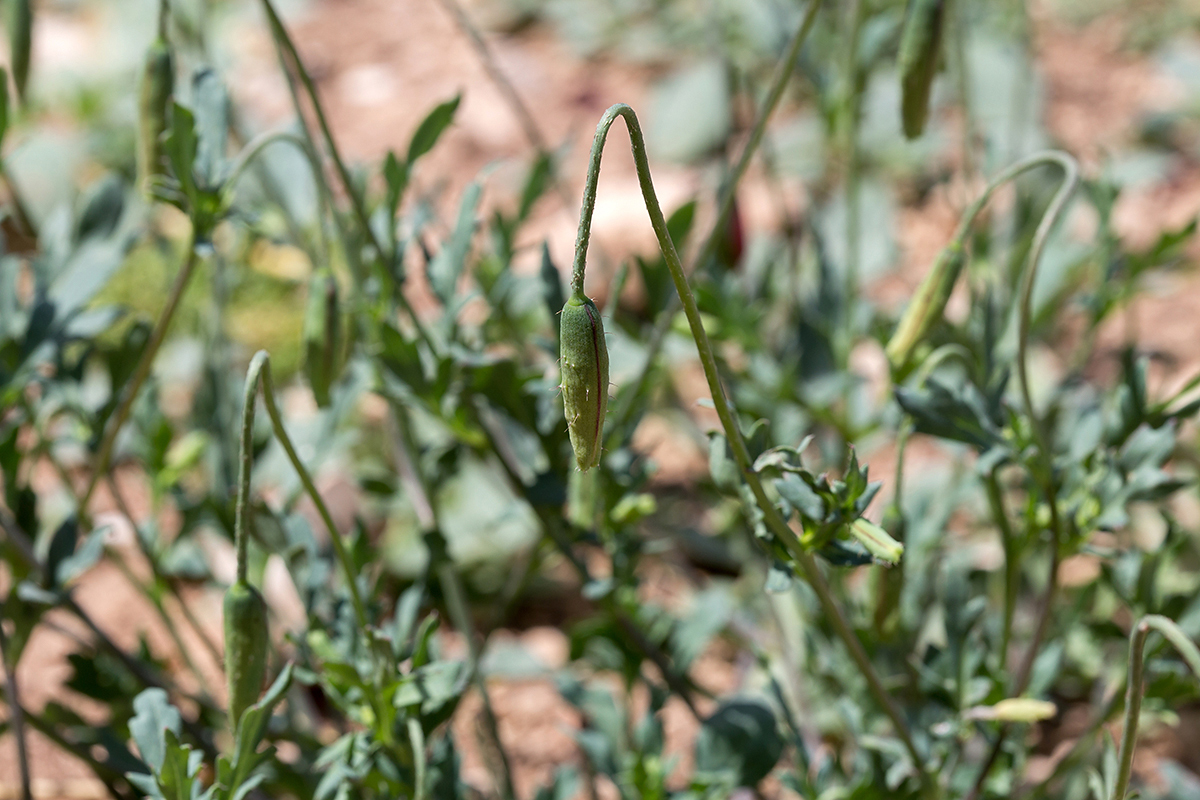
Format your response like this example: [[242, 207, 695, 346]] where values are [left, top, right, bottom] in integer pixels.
[[575, 102, 925, 777], [1112, 615, 1200, 800], [257, 0, 436, 352], [225, 129, 333, 263], [241, 351, 369, 631], [256, 0, 379, 260], [604, 0, 821, 442], [986, 471, 1019, 662], [436, 561, 516, 800], [0, 612, 33, 800], [234, 354, 259, 585], [959, 153, 1077, 800], [80, 230, 200, 519], [841, 0, 865, 310]]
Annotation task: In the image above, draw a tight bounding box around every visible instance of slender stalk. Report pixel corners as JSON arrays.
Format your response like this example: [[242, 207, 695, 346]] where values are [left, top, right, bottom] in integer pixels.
[[234, 355, 259, 585], [437, 561, 516, 800], [964, 543, 1060, 800], [1111, 615, 1200, 800], [431, 0, 551, 158], [840, 0, 865, 310], [575, 103, 925, 776], [985, 471, 1020, 661], [224, 128, 333, 264], [956, 152, 1077, 800], [256, 0, 380, 261], [693, 0, 821, 274], [0, 614, 33, 800], [603, 0, 822, 442], [80, 230, 200, 518], [241, 351, 369, 631], [383, 392, 517, 797], [257, 0, 436, 352]]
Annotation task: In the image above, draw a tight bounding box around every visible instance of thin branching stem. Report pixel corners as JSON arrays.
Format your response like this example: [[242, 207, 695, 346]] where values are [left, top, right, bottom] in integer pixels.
[[240, 351, 369, 631], [80, 229, 200, 519]]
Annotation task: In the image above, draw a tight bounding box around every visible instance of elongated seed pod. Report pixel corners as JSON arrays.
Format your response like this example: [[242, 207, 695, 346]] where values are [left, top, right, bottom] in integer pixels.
[[8, 0, 31, 103], [898, 0, 947, 140], [559, 290, 609, 471], [137, 30, 174, 197], [303, 269, 342, 407], [885, 243, 965, 376], [224, 579, 269, 731]]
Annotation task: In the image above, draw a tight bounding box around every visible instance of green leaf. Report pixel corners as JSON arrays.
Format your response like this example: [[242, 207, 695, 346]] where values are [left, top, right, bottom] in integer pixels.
[[428, 180, 481, 304], [165, 101, 198, 199], [694, 698, 783, 787], [192, 68, 229, 188], [0, 66, 8, 146], [55, 524, 108, 585], [226, 662, 295, 798], [540, 242, 565, 337], [392, 659, 467, 727], [775, 474, 825, 522], [646, 59, 731, 163], [407, 95, 461, 164], [129, 688, 182, 774], [384, 150, 408, 217], [44, 517, 78, 589], [518, 152, 553, 222], [157, 729, 203, 800]]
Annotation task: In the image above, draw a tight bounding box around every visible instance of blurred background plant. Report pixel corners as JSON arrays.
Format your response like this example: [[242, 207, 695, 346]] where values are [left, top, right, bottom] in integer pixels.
[[4, 0, 1200, 799]]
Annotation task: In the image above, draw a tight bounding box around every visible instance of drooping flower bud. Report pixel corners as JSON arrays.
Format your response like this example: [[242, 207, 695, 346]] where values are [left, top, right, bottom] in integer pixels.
[[898, 0, 948, 139], [559, 290, 609, 471], [885, 242, 965, 377]]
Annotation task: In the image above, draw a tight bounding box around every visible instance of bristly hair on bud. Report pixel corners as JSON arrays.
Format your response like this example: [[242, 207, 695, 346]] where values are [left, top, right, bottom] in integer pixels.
[[559, 290, 610, 471]]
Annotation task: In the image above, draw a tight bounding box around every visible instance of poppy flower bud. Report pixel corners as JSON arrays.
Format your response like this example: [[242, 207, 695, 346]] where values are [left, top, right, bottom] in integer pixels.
[[898, 0, 947, 139]]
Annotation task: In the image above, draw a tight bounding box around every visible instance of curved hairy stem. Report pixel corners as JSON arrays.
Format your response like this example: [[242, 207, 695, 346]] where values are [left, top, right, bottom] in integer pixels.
[[1112, 615, 1200, 800], [605, 0, 821, 441], [950, 152, 1078, 800], [80, 229, 200, 520], [241, 351, 369, 631], [575, 103, 926, 778]]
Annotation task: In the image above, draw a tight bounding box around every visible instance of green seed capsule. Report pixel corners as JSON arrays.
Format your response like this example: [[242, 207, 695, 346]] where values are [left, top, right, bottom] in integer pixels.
[[223, 580, 269, 732], [559, 290, 609, 471], [137, 33, 174, 198], [898, 0, 947, 140], [885, 242, 965, 377], [303, 269, 342, 407], [8, 0, 31, 103]]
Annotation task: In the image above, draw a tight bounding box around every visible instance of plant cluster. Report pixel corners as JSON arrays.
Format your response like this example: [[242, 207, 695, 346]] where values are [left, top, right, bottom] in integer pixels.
[[2, 1, 1200, 799]]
